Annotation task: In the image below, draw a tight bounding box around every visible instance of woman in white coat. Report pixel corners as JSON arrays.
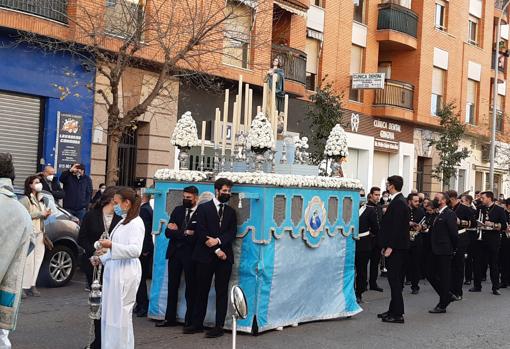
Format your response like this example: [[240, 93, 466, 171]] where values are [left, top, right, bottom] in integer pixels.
[[91, 187, 145, 349]]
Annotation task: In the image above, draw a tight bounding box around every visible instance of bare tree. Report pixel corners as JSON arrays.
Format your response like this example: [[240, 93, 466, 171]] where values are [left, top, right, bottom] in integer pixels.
[[16, 0, 270, 185]]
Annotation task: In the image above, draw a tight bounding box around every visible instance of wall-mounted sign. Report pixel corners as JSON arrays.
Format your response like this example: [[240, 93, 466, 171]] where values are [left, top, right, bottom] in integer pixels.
[[55, 112, 83, 171], [351, 73, 385, 89]]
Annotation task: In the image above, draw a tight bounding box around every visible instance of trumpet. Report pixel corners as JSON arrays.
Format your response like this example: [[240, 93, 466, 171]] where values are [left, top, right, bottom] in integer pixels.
[[476, 210, 483, 241], [409, 217, 426, 241]]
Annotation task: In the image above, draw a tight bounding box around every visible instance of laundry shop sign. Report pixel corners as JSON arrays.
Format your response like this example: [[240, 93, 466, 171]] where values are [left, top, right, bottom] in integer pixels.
[[349, 112, 413, 153]]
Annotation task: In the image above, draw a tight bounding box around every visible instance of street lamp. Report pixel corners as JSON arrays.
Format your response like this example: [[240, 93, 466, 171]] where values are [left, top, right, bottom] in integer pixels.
[[490, 0, 510, 190]]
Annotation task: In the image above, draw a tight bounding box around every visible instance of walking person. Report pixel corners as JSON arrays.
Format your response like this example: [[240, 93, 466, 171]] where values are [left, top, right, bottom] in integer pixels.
[[366, 187, 383, 292], [19, 175, 51, 298], [426, 192, 458, 314], [90, 187, 145, 349], [0, 153, 33, 349], [500, 198, 510, 288], [463, 194, 477, 286], [406, 193, 425, 295], [185, 178, 237, 338], [156, 186, 199, 328], [38, 165, 65, 201], [377, 176, 410, 324], [135, 192, 154, 318], [60, 163, 92, 221]]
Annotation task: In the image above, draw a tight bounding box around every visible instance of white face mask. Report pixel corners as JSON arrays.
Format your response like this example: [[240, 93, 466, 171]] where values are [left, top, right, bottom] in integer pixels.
[[100, 188, 106, 194], [46, 175, 54, 182], [34, 183, 43, 193]]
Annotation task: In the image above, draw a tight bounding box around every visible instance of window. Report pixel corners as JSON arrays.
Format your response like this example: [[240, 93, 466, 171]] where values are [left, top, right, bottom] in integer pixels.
[[349, 45, 364, 102], [314, 0, 324, 7], [222, 1, 253, 69], [468, 16, 479, 45], [305, 38, 320, 91], [495, 93, 504, 132], [465, 79, 478, 124], [431, 67, 445, 115], [105, 0, 145, 39], [435, 1, 447, 30], [353, 0, 365, 24], [458, 169, 466, 193]]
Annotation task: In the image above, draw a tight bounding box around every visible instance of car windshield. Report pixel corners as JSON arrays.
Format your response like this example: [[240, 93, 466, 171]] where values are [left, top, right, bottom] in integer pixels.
[[39, 191, 67, 221]]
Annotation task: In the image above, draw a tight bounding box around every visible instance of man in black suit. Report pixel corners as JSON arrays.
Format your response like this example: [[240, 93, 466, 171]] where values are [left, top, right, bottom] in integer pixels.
[[185, 178, 237, 338], [355, 193, 380, 303], [366, 186, 383, 292], [470, 191, 507, 295], [500, 199, 510, 288], [426, 192, 458, 313], [448, 190, 476, 300], [156, 186, 199, 328], [38, 165, 65, 201], [377, 175, 409, 324], [135, 192, 154, 317], [406, 193, 425, 295]]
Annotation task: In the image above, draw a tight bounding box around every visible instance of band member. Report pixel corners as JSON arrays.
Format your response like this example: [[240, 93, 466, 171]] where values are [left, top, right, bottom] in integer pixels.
[[470, 191, 507, 295], [499, 198, 510, 288], [406, 193, 425, 295], [448, 190, 476, 300], [355, 194, 379, 303], [186, 178, 237, 338], [367, 186, 383, 292], [377, 176, 409, 324], [420, 199, 436, 274], [427, 192, 458, 313], [462, 195, 477, 286], [156, 186, 199, 328]]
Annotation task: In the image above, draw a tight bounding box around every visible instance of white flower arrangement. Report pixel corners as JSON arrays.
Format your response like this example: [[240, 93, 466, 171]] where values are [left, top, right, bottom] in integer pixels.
[[324, 124, 349, 158], [246, 112, 275, 151], [171, 111, 200, 148], [216, 172, 362, 190], [154, 169, 211, 182]]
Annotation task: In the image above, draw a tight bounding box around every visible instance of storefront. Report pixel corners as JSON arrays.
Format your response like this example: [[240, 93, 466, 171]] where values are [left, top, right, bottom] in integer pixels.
[[343, 111, 414, 194], [0, 31, 95, 186]]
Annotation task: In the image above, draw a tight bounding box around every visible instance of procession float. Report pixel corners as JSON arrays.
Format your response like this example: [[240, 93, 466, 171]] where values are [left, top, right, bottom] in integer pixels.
[[147, 74, 363, 334]]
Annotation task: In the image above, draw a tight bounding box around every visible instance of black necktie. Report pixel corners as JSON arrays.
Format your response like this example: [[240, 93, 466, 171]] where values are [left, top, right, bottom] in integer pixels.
[[218, 204, 224, 227], [185, 209, 192, 227]]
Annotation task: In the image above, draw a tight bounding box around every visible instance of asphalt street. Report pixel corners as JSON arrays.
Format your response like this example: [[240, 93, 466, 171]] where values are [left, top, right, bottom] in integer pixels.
[[10, 271, 510, 349]]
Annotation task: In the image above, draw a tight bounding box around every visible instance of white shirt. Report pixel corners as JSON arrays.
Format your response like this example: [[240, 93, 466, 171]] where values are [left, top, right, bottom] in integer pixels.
[[212, 197, 226, 213], [438, 205, 448, 215], [389, 192, 402, 201]]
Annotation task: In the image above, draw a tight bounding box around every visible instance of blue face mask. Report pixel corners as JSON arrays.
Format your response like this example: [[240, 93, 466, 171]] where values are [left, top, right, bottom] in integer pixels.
[[114, 204, 125, 217]]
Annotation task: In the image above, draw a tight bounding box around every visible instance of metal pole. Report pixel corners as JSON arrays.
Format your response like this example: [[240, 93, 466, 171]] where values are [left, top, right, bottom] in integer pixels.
[[490, 1, 510, 190], [232, 316, 237, 349]]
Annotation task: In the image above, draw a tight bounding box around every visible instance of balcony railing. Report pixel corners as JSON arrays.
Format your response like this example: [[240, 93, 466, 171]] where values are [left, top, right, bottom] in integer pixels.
[[374, 79, 414, 110], [272, 44, 307, 86], [0, 0, 68, 24], [377, 2, 418, 38]]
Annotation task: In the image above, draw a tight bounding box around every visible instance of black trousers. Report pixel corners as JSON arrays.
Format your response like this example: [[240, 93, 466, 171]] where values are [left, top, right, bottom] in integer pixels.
[[473, 233, 501, 290], [166, 251, 196, 325], [355, 251, 371, 297], [427, 254, 452, 309], [192, 260, 232, 328], [499, 236, 510, 285], [406, 239, 422, 290], [386, 249, 406, 317], [450, 247, 467, 297], [369, 242, 381, 287], [465, 239, 475, 282], [136, 254, 152, 312]]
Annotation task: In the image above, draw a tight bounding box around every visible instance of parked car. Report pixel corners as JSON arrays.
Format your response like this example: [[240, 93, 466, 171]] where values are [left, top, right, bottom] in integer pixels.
[[16, 190, 82, 287]]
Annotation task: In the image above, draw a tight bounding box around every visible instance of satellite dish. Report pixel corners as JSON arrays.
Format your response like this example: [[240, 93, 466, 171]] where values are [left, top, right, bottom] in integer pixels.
[[230, 285, 248, 319]]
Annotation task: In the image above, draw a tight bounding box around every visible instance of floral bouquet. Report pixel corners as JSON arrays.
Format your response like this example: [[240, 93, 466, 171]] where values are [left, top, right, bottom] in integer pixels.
[[171, 111, 200, 149], [246, 112, 275, 153], [324, 124, 349, 158]]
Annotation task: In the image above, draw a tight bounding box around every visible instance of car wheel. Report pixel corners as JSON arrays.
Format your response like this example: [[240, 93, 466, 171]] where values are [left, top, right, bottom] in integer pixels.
[[39, 245, 76, 287]]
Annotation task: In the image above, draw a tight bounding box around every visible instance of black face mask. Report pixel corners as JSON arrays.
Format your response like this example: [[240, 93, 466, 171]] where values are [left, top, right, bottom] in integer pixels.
[[183, 199, 193, 209], [218, 193, 231, 203], [432, 199, 440, 209]]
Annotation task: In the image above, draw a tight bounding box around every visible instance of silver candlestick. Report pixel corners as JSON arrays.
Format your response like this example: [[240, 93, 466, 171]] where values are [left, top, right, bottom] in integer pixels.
[[213, 146, 221, 173], [280, 134, 288, 165]]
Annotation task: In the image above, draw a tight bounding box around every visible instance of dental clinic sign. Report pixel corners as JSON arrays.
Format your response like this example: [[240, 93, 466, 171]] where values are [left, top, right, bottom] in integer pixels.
[[349, 113, 413, 153], [351, 73, 385, 89]]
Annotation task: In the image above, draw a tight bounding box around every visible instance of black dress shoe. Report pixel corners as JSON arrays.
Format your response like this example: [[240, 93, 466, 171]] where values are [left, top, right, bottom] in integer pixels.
[[370, 285, 384, 292], [500, 283, 507, 289], [183, 325, 204, 334], [136, 310, 148, 318], [411, 289, 419, 295], [469, 287, 481, 292], [405, 281, 411, 286], [464, 280, 471, 285], [205, 327, 224, 338], [492, 289, 501, 295], [377, 311, 390, 319], [450, 294, 462, 302], [382, 315, 404, 324], [429, 306, 446, 314], [156, 320, 179, 328]]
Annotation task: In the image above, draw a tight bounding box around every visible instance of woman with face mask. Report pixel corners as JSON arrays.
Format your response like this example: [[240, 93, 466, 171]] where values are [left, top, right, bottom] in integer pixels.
[[90, 187, 144, 349], [19, 175, 52, 298], [90, 183, 107, 206]]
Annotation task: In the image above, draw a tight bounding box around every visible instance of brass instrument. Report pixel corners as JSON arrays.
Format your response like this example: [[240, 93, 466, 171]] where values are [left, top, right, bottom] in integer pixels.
[[410, 217, 426, 241]]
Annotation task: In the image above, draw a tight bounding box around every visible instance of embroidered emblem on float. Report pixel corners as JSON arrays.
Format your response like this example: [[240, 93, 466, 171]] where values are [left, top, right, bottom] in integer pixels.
[[304, 196, 327, 239]]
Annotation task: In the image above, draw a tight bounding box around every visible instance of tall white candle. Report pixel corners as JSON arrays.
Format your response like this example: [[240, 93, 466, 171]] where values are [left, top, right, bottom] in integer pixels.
[[231, 101, 238, 153], [222, 89, 229, 156], [201, 120, 206, 156], [247, 89, 253, 132], [284, 94, 289, 134], [214, 108, 220, 145], [262, 82, 268, 115]]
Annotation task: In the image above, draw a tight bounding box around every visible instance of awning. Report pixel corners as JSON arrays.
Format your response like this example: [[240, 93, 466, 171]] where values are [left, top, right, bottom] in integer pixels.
[[307, 28, 324, 41], [472, 164, 508, 175], [274, 0, 308, 17]]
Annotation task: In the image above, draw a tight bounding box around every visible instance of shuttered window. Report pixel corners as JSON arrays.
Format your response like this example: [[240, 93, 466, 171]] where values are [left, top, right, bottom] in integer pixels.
[[222, 1, 253, 69]]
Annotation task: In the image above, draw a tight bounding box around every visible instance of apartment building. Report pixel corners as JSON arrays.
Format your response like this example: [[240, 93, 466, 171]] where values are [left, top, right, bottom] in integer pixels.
[[318, 0, 510, 196]]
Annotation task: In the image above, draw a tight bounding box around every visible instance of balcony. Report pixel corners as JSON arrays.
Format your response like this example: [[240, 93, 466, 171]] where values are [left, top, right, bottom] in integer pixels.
[[0, 0, 68, 24], [376, 2, 418, 50], [373, 79, 414, 121], [272, 44, 307, 86]]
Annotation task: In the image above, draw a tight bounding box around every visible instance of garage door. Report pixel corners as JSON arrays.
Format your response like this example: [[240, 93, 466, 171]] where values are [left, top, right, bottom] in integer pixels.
[[0, 92, 42, 187]]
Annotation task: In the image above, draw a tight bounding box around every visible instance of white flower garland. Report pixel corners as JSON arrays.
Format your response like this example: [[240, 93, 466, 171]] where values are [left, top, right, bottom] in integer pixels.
[[246, 112, 275, 150], [154, 169, 211, 182], [171, 111, 200, 148], [324, 124, 349, 158]]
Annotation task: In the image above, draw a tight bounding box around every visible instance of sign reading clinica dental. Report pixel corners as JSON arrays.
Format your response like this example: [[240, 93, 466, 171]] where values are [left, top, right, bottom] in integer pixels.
[[351, 73, 385, 89]]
